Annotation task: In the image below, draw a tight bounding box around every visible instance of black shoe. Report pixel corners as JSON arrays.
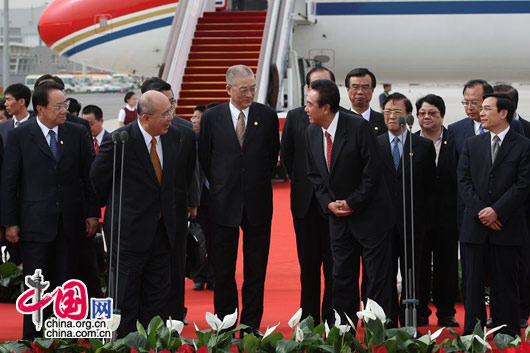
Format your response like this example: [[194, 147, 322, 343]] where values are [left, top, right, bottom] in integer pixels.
[[193, 282, 205, 291], [239, 327, 263, 339], [486, 318, 494, 328], [520, 318, 529, 329], [417, 316, 429, 327], [438, 316, 459, 327]]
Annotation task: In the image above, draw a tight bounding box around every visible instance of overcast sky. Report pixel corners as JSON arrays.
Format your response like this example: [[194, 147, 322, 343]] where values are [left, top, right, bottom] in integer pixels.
[[4, 0, 50, 9]]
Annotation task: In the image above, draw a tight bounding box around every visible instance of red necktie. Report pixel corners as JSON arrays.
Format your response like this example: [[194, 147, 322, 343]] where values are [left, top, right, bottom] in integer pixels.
[[93, 138, 99, 155], [325, 131, 333, 170]]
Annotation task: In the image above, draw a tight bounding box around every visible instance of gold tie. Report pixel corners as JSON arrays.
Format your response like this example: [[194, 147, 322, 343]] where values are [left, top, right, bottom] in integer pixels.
[[236, 111, 246, 147], [150, 137, 162, 184]]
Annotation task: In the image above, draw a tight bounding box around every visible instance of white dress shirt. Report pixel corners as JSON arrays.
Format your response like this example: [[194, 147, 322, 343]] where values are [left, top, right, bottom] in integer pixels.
[[491, 125, 510, 147], [474, 120, 488, 135], [229, 101, 249, 131], [137, 120, 163, 168], [118, 104, 136, 122], [36, 117, 59, 147], [94, 129, 106, 147], [388, 130, 408, 158], [321, 111, 339, 167], [351, 107, 371, 122], [13, 113, 31, 128]]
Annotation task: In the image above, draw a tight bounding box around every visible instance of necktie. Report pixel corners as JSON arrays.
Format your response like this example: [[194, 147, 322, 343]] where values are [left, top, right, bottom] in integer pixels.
[[392, 136, 401, 170], [325, 131, 333, 170], [49, 130, 58, 161], [236, 111, 246, 147], [150, 137, 162, 184], [479, 123, 486, 134], [14, 121, 20, 128], [93, 138, 99, 155], [491, 135, 500, 164]]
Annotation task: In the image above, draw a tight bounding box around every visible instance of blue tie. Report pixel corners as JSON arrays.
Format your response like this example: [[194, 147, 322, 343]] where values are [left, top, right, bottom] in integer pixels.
[[49, 130, 58, 161], [479, 123, 486, 134], [392, 137, 401, 170]]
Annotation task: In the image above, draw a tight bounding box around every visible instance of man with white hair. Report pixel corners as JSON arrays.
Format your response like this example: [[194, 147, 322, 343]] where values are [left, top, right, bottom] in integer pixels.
[[199, 65, 280, 336]]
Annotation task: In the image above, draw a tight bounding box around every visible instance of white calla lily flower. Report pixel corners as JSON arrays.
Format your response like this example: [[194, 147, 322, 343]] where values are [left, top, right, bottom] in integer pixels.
[[337, 324, 350, 336], [345, 313, 356, 330], [166, 319, 184, 335], [194, 322, 200, 332], [288, 308, 303, 328], [106, 314, 121, 331], [430, 327, 445, 341], [366, 298, 386, 322], [205, 312, 223, 331], [263, 322, 280, 339], [485, 324, 507, 337], [324, 321, 330, 337], [222, 309, 238, 330], [334, 309, 342, 326], [295, 326, 304, 342], [473, 335, 492, 350]]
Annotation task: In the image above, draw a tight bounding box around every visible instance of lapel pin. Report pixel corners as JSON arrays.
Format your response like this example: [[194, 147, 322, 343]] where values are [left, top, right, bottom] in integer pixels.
[[444, 141, 447, 145], [375, 127, 379, 130], [60, 140, 64, 145], [254, 121, 258, 126]]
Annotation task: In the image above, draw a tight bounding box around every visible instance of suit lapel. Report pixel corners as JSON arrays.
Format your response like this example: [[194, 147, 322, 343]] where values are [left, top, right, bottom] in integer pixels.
[[243, 103, 260, 150], [491, 129, 515, 171], [310, 127, 328, 177], [329, 114, 347, 174], [131, 123, 160, 186], [380, 135, 397, 176], [56, 123, 68, 162], [465, 118, 476, 139], [28, 119, 55, 161], [161, 128, 179, 186]]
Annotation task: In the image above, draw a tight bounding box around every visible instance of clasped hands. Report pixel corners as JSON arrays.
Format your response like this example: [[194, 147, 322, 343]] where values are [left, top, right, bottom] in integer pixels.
[[328, 200, 353, 217], [478, 207, 502, 231], [4, 218, 99, 243]]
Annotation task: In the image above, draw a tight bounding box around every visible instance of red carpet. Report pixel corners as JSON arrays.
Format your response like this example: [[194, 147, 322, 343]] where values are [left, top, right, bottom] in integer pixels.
[[0, 181, 513, 342]]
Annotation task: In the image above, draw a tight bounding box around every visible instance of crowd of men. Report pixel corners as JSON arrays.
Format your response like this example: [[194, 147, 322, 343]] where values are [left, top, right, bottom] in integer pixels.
[[0, 65, 529, 340]]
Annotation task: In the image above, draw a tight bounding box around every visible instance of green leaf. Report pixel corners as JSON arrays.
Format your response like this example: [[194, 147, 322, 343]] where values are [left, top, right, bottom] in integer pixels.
[[299, 316, 315, 331], [197, 329, 214, 347], [137, 321, 147, 338], [472, 320, 484, 337], [313, 323, 325, 336], [384, 337, 399, 353], [157, 325, 170, 348], [147, 315, 164, 337], [0, 262, 18, 277], [241, 333, 260, 353], [493, 333, 514, 351], [88, 338, 104, 350], [525, 325, 530, 341], [315, 344, 335, 353], [33, 338, 58, 349], [352, 339, 368, 353], [122, 331, 151, 351], [275, 340, 298, 353], [0, 341, 31, 353], [261, 332, 284, 346]]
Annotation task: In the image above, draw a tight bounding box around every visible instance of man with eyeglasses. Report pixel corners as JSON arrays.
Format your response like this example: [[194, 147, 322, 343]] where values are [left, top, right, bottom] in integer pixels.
[[198, 65, 279, 337], [377, 92, 436, 326], [458, 93, 530, 336], [1, 82, 100, 340], [91, 90, 196, 336], [415, 95, 460, 328], [345, 68, 387, 136]]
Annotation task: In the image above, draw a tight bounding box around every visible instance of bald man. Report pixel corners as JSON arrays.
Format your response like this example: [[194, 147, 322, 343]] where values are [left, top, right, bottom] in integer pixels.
[[91, 90, 196, 336]]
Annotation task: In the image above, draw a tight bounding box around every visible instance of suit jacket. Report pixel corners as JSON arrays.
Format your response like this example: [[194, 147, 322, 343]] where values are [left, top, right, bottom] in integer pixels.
[[90, 122, 196, 253], [198, 102, 280, 227], [369, 109, 387, 136], [67, 113, 92, 138], [416, 127, 459, 234], [458, 129, 530, 246], [377, 132, 436, 238], [449, 117, 524, 155], [518, 116, 530, 138], [281, 106, 360, 218], [306, 112, 394, 247], [0, 115, 34, 147], [1, 119, 99, 242]]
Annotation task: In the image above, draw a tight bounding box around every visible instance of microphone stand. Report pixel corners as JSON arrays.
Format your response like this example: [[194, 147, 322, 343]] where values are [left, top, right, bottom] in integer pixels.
[[108, 131, 120, 342]]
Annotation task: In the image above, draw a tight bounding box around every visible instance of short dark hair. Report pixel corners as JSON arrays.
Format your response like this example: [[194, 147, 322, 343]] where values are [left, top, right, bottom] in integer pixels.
[[0, 99, 7, 113], [309, 79, 340, 113], [82, 104, 103, 120], [493, 84, 518, 110], [4, 83, 32, 108], [34, 74, 65, 89], [305, 67, 336, 86], [32, 81, 64, 111], [415, 94, 446, 117], [463, 79, 493, 95], [382, 92, 413, 114], [141, 77, 172, 93], [67, 97, 81, 115], [194, 105, 206, 113], [383, 83, 392, 89], [124, 91, 136, 103], [483, 93, 515, 123], [344, 68, 376, 89]]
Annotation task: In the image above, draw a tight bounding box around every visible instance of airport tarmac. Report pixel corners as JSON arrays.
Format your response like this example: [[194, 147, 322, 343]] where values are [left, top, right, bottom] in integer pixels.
[[66, 83, 530, 133]]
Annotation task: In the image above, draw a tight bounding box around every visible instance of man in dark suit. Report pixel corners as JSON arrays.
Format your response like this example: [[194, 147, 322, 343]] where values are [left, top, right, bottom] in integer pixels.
[[415, 95, 460, 327], [1, 82, 100, 340], [377, 93, 436, 326], [458, 93, 530, 336], [280, 66, 341, 324], [0, 83, 33, 265], [199, 65, 279, 335], [345, 68, 387, 136], [492, 84, 530, 329], [305, 79, 394, 326], [91, 90, 195, 336]]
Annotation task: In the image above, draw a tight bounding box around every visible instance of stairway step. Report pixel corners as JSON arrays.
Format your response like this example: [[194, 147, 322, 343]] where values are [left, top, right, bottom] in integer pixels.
[[182, 82, 227, 90], [183, 74, 226, 82], [180, 90, 228, 98], [185, 66, 257, 75], [175, 106, 196, 115], [187, 59, 258, 67], [198, 17, 266, 24], [194, 30, 263, 38], [191, 44, 261, 52], [178, 97, 230, 106], [193, 37, 262, 45], [189, 51, 260, 59], [197, 23, 264, 30], [202, 11, 266, 17]]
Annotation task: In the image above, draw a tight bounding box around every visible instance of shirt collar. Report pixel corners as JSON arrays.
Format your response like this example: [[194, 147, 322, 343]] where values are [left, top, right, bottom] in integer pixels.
[[321, 111, 340, 138], [491, 125, 510, 145], [229, 101, 250, 121], [515, 113, 520, 121], [388, 129, 408, 145], [13, 113, 31, 127], [36, 116, 59, 136], [125, 104, 136, 111], [419, 127, 443, 142], [351, 107, 371, 121], [95, 129, 106, 145], [137, 119, 160, 147]]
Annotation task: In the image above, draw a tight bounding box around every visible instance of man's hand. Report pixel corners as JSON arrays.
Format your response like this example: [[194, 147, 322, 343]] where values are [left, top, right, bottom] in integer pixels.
[[488, 219, 503, 231], [328, 200, 353, 217], [5, 225, 20, 243], [478, 207, 499, 227], [85, 218, 99, 238], [188, 206, 198, 220]]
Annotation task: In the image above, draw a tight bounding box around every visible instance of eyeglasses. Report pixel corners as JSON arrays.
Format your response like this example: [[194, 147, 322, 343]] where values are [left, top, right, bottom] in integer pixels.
[[169, 98, 177, 106], [349, 84, 372, 92], [461, 100, 481, 107], [479, 106, 495, 112], [417, 110, 441, 118], [231, 86, 256, 95], [51, 101, 70, 111], [147, 110, 173, 120], [383, 109, 403, 117]]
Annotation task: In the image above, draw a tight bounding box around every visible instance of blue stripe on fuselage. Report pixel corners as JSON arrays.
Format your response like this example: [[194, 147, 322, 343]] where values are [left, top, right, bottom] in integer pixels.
[[63, 17, 173, 57], [316, 1, 530, 15]]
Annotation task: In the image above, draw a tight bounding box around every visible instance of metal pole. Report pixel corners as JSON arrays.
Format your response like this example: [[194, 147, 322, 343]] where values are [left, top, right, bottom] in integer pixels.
[[3, 0, 10, 89]]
